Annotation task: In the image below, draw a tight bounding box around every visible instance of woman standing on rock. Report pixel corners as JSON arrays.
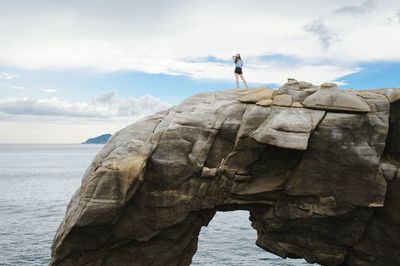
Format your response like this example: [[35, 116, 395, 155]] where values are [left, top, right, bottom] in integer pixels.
[[232, 53, 249, 89]]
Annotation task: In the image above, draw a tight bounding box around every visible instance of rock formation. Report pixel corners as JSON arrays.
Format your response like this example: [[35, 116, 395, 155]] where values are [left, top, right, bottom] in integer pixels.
[[51, 79, 400, 266]]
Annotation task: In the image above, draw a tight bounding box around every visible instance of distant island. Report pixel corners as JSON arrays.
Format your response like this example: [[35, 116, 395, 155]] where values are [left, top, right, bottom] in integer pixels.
[[82, 134, 111, 144]]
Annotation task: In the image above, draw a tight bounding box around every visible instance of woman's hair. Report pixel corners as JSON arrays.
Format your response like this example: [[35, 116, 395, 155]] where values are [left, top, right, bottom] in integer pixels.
[[234, 54, 241, 63]]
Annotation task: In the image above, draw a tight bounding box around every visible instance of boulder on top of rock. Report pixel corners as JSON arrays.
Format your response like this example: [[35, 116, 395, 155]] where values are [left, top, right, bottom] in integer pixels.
[[298, 81, 313, 89], [369, 88, 400, 104], [302, 89, 371, 113], [357, 91, 389, 112], [272, 94, 293, 107], [357, 91, 386, 99], [385, 88, 400, 103], [274, 79, 317, 102], [320, 82, 338, 89], [287, 78, 298, 85], [238, 88, 274, 103], [256, 99, 273, 107], [292, 102, 303, 108], [250, 107, 325, 150]]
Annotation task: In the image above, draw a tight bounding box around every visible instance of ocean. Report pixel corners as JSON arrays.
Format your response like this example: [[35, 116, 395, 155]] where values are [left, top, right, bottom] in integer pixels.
[[0, 144, 312, 266]]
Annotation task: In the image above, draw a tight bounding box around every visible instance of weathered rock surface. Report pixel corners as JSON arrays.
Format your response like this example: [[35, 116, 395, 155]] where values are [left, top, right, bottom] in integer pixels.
[[250, 108, 325, 150], [51, 80, 400, 266], [303, 89, 371, 112], [255, 99, 273, 107], [238, 88, 273, 103], [272, 94, 293, 107]]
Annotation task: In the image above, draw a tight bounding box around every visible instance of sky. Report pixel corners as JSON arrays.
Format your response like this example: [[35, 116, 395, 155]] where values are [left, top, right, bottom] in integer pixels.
[[0, 0, 399, 143]]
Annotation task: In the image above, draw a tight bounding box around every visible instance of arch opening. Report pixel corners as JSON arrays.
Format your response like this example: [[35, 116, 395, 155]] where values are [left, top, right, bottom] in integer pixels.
[[192, 211, 313, 266]]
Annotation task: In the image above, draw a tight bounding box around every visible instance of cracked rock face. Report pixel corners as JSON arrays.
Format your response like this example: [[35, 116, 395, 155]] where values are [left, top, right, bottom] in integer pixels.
[[51, 80, 400, 266]]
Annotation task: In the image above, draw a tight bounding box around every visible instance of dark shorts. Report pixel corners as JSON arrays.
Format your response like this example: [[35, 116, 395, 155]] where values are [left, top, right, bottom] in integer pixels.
[[234, 67, 242, 74]]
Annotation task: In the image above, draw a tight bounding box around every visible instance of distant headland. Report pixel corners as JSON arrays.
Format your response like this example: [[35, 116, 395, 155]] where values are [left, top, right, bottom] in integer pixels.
[[82, 134, 111, 144]]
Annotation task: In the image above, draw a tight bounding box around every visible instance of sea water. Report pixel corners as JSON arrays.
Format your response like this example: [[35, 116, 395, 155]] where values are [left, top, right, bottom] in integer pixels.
[[0, 144, 313, 266]]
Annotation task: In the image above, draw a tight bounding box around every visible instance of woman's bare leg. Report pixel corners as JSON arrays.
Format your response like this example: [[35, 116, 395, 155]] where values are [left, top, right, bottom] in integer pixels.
[[235, 73, 240, 88], [240, 74, 249, 88]]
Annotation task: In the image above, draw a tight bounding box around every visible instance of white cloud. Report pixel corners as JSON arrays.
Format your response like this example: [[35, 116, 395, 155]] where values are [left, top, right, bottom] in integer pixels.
[[303, 18, 339, 50], [10, 86, 27, 90], [0, 91, 172, 143], [0, 0, 399, 85], [388, 10, 400, 24], [0, 91, 172, 118], [333, 0, 376, 16], [41, 88, 58, 93], [0, 72, 19, 80]]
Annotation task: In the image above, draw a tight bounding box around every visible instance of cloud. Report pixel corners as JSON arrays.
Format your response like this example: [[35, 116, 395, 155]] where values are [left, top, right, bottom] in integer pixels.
[[388, 10, 400, 24], [10, 86, 27, 90], [0, 72, 19, 79], [333, 0, 376, 16], [0, 0, 399, 82], [0, 91, 172, 118], [93, 90, 116, 105], [41, 88, 58, 93], [0, 90, 172, 143], [89, 56, 356, 85], [303, 19, 338, 50]]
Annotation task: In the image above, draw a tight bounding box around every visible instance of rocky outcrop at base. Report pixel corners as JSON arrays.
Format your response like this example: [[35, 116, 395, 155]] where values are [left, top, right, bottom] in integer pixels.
[[51, 80, 400, 266]]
